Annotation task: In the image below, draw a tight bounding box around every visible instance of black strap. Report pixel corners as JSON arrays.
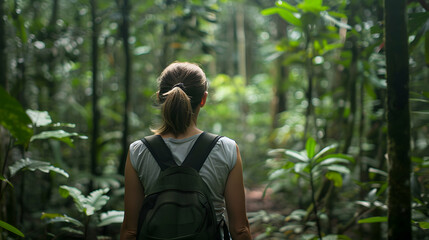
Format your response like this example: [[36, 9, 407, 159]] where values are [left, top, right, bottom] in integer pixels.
[[182, 132, 222, 171], [142, 132, 222, 172], [141, 135, 176, 170]]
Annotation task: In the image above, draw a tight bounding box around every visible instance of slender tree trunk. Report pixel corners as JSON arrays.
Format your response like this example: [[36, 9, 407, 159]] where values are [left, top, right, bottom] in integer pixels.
[[303, 24, 313, 142], [385, 0, 412, 239], [270, 16, 288, 132], [0, 0, 6, 90], [119, 0, 131, 175], [236, 4, 246, 84], [90, 0, 100, 184]]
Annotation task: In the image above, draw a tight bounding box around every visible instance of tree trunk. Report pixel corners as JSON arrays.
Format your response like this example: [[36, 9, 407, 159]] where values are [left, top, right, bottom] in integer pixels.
[[0, 0, 6, 90], [385, 0, 412, 239], [90, 0, 100, 183], [119, 0, 131, 175], [270, 16, 288, 133]]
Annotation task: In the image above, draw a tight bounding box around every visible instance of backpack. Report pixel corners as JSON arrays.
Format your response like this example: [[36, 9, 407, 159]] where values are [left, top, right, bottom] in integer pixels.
[[137, 132, 230, 240]]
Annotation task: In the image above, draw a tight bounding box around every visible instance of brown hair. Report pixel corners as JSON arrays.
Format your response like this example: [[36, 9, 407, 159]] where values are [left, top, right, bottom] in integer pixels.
[[152, 62, 207, 136]]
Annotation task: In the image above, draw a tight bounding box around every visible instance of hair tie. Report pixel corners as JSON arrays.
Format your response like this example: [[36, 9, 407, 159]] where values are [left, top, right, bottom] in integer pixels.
[[173, 83, 186, 91]]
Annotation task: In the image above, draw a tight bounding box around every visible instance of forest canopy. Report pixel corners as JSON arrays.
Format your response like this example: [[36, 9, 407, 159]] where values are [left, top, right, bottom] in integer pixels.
[[0, 0, 428, 239]]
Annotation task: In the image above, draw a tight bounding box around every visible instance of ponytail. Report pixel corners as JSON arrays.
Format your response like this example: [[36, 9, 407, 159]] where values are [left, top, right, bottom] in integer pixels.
[[156, 86, 193, 136], [152, 62, 207, 137]]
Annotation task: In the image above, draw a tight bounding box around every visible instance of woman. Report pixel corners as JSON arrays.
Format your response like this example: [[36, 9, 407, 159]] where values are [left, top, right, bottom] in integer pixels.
[[120, 62, 251, 240]]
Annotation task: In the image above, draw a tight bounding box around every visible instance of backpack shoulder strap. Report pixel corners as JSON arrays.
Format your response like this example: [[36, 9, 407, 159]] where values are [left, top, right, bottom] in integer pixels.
[[182, 132, 222, 171], [141, 135, 176, 171]]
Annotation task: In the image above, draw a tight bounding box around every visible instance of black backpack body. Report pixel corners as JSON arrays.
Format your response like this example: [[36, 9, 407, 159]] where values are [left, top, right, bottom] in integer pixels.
[[137, 132, 229, 240]]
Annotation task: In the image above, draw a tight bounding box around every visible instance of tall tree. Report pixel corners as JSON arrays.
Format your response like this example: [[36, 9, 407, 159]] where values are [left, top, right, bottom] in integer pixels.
[[0, 0, 6, 89], [385, 0, 412, 239], [119, 0, 132, 175], [90, 0, 100, 183]]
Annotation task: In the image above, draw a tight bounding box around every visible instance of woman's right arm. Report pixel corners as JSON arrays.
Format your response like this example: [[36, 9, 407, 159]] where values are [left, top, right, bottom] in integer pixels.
[[224, 145, 252, 240], [120, 151, 144, 240]]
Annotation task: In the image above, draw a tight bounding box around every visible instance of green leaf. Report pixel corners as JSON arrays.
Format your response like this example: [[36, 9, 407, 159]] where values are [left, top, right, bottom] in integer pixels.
[[316, 153, 355, 165], [313, 144, 337, 161], [43, 214, 83, 227], [85, 188, 110, 216], [30, 130, 86, 147], [261, 8, 302, 27], [369, 167, 387, 177], [25, 109, 52, 127], [326, 171, 343, 187], [285, 150, 309, 162], [408, 12, 429, 35], [306, 137, 316, 159], [276, 1, 298, 12], [59, 186, 86, 213], [8, 158, 69, 178], [418, 221, 429, 229], [294, 162, 309, 173], [297, 0, 329, 14], [98, 211, 124, 227], [60, 227, 84, 235], [0, 86, 33, 145], [326, 165, 350, 174], [0, 220, 24, 237], [0, 175, 13, 188], [41, 213, 63, 220], [358, 216, 387, 224]]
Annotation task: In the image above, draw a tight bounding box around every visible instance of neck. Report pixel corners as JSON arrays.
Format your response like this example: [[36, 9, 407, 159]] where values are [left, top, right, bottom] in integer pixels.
[[161, 124, 202, 139]]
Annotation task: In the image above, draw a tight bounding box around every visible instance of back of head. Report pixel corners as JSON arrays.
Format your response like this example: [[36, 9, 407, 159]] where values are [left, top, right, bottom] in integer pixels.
[[154, 62, 207, 136]]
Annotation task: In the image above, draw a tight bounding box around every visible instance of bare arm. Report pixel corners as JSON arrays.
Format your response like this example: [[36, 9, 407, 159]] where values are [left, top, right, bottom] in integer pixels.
[[120, 151, 145, 240], [224, 145, 252, 240]]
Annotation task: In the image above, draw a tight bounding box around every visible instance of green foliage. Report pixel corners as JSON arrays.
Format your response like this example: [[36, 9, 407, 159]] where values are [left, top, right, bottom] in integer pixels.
[[261, 138, 354, 238], [42, 185, 123, 238], [0, 86, 33, 145], [8, 158, 69, 178], [0, 220, 25, 238], [59, 186, 110, 216]]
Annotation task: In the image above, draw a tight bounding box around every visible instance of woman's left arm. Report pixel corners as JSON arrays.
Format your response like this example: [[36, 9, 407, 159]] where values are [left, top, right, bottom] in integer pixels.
[[120, 151, 145, 240]]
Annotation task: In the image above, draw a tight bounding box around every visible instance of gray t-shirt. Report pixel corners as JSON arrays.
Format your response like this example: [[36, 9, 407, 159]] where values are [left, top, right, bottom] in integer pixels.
[[129, 133, 237, 222]]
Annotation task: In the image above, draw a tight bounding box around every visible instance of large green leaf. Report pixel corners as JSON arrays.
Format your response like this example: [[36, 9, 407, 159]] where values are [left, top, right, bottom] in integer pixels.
[[8, 158, 69, 178], [98, 211, 124, 227], [30, 130, 87, 147], [0, 86, 33, 145], [26, 109, 52, 127], [59, 186, 110, 216], [0, 220, 24, 237]]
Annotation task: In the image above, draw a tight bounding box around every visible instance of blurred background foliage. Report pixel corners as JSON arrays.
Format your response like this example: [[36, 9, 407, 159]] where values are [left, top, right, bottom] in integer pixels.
[[0, 0, 428, 239]]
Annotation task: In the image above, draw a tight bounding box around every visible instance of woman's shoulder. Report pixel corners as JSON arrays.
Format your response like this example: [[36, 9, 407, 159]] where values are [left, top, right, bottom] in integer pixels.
[[217, 135, 236, 147]]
